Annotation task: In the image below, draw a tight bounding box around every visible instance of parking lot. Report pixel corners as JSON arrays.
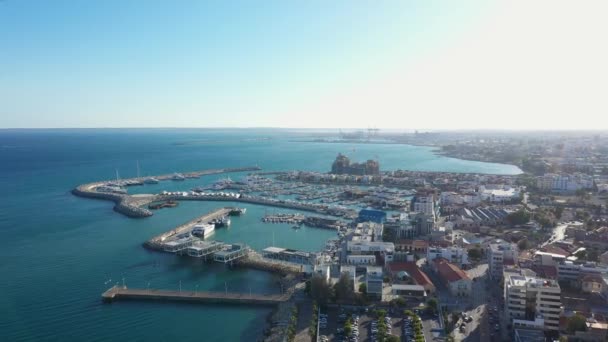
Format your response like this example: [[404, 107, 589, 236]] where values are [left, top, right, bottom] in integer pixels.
[[318, 307, 412, 342]]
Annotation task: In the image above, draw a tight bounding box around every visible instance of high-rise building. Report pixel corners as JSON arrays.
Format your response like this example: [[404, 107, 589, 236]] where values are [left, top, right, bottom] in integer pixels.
[[488, 239, 518, 280], [504, 268, 562, 332], [331, 153, 380, 175]]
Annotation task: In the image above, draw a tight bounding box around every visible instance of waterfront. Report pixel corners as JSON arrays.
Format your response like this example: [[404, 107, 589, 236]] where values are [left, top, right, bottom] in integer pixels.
[[0, 129, 521, 341]]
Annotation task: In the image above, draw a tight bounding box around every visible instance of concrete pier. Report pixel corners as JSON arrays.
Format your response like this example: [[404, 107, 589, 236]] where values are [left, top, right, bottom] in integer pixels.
[[102, 285, 289, 306], [143, 207, 234, 250]]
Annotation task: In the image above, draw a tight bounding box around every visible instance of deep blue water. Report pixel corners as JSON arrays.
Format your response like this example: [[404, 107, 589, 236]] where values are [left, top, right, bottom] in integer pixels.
[[0, 129, 521, 341]]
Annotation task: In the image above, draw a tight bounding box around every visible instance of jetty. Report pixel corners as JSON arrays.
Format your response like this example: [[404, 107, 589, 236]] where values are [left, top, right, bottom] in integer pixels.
[[144, 207, 234, 250], [102, 285, 289, 306]]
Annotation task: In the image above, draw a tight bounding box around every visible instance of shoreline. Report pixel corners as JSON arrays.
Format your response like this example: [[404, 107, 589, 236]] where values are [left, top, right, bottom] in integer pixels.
[[289, 138, 524, 175]]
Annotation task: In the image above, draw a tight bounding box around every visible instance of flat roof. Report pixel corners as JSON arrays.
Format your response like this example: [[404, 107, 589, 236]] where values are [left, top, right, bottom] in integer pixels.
[[392, 284, 425, 291], [263, 246, 286, 254]]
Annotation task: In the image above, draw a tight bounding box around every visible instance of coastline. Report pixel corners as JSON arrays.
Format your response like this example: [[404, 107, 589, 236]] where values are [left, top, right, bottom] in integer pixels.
[[289, 138, 524, 174]]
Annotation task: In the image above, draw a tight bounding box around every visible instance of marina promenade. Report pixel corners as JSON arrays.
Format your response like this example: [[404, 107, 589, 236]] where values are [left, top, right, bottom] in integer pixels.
[[102, 285, 290, 306]]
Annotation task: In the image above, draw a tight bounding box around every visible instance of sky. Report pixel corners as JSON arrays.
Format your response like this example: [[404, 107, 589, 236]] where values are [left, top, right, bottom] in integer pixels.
[[1, 0, 607, 130]]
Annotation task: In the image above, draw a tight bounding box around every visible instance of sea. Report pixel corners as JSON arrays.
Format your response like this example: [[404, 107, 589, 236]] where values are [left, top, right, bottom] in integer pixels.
[[0, 129, 521, 341]]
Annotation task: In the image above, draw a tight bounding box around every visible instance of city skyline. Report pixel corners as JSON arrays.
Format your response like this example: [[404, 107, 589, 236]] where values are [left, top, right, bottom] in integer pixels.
[[1, 0, 608, 129]]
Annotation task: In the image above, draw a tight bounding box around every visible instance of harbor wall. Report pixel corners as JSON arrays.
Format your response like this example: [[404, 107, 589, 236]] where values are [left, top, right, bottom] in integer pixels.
[[71, 187, 154, 218]]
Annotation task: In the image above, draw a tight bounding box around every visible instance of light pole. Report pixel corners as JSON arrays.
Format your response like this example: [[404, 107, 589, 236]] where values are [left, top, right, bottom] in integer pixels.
[[179, 280, 182, 293]]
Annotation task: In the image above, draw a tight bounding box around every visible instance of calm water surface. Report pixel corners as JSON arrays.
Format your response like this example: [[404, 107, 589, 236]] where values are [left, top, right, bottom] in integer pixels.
[[0, 129, 521, 341]]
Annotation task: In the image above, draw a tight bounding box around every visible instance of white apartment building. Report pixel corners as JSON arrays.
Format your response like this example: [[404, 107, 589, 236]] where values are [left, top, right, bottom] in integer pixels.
[[488, 240, 518, 280], [504, 269, 562, 332], [536, 173, 594, 192], [557, 261, 608, 285], [413, 195, 435, 216], [346, 240, 395, 266], [426, 247, 469, 268]]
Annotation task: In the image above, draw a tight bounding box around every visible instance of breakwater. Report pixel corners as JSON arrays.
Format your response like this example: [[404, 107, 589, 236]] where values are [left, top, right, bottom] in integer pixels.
[[102, 285, 289, 306], [71, 166, 261, 218]]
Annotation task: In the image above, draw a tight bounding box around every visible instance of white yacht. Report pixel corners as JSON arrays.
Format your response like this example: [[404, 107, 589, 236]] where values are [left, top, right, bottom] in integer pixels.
[[144, 177, 159, 184], [171, 173, 185, 181], [191, 223, 215, 239]]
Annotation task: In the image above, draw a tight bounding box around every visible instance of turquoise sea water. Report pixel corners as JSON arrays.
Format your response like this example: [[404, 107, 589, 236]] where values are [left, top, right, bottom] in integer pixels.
[[0, 129, 521, 341]]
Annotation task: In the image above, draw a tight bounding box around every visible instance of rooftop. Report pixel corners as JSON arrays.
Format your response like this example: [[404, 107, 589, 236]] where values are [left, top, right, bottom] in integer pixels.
[[389, 262, 435, 288], [433, 258, 469, 283]]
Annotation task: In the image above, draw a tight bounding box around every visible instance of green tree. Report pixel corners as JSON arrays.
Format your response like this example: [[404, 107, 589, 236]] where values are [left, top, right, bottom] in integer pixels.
[[506, 209, 531, 226], [358, 282, 367, 295], [334, 273, 354, 302], [517, 239, 530, 250], [344, 318, 352, 336], [468, 247, 482, 260], [427, 298, 438, 313], [310, 275, 332, 305], [391, 297, 406, 307], [386, 335, 400, 342], [587, 249, 599, 262], [567, 313, 587, 333], [382, 228, 396, 243], [403, 310, 415, 317]]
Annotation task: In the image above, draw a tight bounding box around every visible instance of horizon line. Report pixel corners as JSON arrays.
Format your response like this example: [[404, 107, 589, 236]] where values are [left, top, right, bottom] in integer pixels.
[[2, 126, 608, 132]]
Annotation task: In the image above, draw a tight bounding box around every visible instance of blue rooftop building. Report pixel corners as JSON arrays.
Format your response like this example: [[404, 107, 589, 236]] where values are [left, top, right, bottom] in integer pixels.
[[358, 209, 387, 223]]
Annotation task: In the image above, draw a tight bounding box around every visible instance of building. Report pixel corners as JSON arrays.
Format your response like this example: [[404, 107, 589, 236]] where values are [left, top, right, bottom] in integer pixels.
[[313, 264, 331, 282], [432, 258, 471, 297], [456, 207, 510, 228], [412, 212, 435, 236], [353, 221, 384, 241], [427, 246, 469, 268], [534, 251, 567, 267], [536, 173, 594, 192], [346, 240, 395, 266], [358, 209, 387, 224], [395, 239, 429, 256], [262, 247, 317, 265], [600, 251, 608, 265], [503, 268, 562, 332], [488, 239, 518, 280], [478, 185, 521, 203], [366, 266, 384, 299], [413, 195, 435, 216], [513, 328, 546, 342], [388, 262, 436, 294], [391, 284, 426, 299], [340, 265, 357, 287], [384, 212, 417, 239], [557, 261, 608, 287], [331, 153, 380, 176]]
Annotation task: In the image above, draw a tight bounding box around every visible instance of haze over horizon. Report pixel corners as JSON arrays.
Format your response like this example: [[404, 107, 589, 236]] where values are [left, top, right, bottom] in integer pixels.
[[2, 0, 607, 130]]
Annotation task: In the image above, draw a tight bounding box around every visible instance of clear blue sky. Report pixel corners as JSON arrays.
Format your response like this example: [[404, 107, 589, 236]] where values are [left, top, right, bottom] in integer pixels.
[[1, 0, 607, 129]]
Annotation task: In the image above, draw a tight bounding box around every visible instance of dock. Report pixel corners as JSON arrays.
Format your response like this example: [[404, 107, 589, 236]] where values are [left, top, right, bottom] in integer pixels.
[[102, 285, 289, 306]]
